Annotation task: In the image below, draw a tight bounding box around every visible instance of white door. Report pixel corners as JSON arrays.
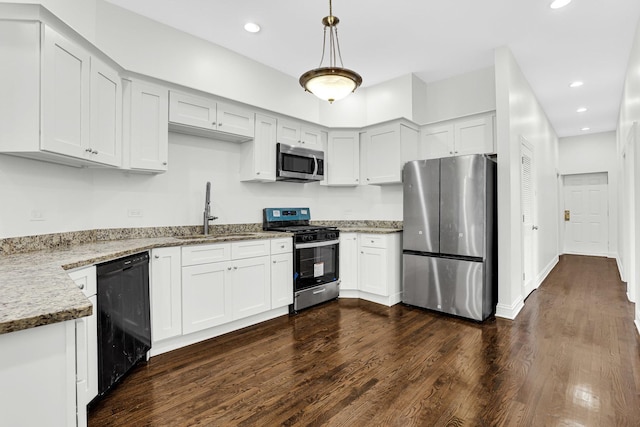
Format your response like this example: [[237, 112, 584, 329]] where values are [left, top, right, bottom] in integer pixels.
[[562, 173, 609, 257], [520, 138, 536, 297], [231, 256, 271, 320]]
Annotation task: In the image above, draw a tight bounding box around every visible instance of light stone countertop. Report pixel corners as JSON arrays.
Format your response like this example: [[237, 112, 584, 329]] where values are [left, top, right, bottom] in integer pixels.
[[0, 231, 287, 335], [336, 227, 402, 234]]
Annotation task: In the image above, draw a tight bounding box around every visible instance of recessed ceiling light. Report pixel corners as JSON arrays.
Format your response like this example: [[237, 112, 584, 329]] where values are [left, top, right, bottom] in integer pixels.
[[581, 127, 590, 131], [576, 107, 587, 113], [244, 22, 261, 33], [569, 81, 584, 88], [550, 0, 572, 9]]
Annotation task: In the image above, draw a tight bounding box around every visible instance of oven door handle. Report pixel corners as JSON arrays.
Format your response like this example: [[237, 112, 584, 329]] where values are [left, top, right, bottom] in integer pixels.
[[295, 239, 340, 249]]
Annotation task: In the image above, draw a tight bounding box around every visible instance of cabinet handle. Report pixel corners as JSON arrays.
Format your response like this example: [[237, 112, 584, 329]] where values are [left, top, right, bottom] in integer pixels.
[[154, 255, 160, 259], [92, 150, 99, 155], [85, 148, 92, 153]]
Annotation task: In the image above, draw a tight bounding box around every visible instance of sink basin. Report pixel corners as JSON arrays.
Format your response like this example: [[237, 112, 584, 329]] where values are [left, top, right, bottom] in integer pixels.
[[175, 233, 258, 240]]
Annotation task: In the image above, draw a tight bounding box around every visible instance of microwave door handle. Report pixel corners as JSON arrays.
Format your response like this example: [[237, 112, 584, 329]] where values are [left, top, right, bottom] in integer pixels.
[[312, 155, 318, 177]]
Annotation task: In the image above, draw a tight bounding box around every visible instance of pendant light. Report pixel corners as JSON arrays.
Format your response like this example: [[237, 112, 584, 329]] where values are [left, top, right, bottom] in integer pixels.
[[299, 0, 362, 103]]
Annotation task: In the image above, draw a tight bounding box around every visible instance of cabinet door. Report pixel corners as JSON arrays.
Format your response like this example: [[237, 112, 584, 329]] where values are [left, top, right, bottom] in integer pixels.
[[182, 262, 233, 334], [454, 115, 494, 156], [232, 256, 271, 319], [277, 119, 301, 146], [300, 125, 322, 147], [90, 58, 122, 167], [420, 123, 454, 159], [75, 294, 97, 418], [361, 124, 401, 184], [150, 247, 182, 342], [130, 80, 169, 171], [240, 114, 276, 182], [327, 131, 360, 186], [359, 246, 388, 296], [339, 233, 359, 291], [169, 91, 216, 130], [41, 25, 90, 158], [271, 252, 293, 308], [217, 102, 254, 138]]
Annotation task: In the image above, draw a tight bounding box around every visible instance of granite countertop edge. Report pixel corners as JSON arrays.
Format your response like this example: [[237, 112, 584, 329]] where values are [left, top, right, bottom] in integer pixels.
[[0, 231, 288, 336]]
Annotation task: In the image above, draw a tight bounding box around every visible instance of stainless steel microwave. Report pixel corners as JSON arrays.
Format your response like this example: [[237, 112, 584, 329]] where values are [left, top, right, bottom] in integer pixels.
[[276, 143, 324, 183]]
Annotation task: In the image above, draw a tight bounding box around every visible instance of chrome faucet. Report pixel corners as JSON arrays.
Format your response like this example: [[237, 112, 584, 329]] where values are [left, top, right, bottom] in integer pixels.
[[203, 181, 218, 235]]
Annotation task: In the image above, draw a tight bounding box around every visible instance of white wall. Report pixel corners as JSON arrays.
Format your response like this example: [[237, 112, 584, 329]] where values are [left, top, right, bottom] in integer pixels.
[[0, 134, 403, 238], [424, 67, 496, 124], [616, 15, 640, 332], [558, 131, 618, 257], [494, 46, 560, 319]]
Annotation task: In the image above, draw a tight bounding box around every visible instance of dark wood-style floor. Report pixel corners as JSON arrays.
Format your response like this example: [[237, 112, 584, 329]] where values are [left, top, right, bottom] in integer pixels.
[[89, 255, 640, 426]]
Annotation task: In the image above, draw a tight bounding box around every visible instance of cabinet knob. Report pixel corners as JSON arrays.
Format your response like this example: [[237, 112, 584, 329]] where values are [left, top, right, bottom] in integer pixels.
[[162, 162, 167, 166], [92, 150, 99, 155], [361, 251, 364, 254], [356, 179, 359, 182], [366, 178, 370, 181], [233, 266, 238, 270], [273, 260, 277, 264], [450, 151, 454, 154], [78, 283, 85, 290], [154, 255, 160, 259], [219, 123, 223, 127], [257, 172, 260, 175], [227, 267, 232, 271], [85, 148, 92, 153], [280, 244, 285, 248], [454, 151, 458, 154], [371, 240, 374, 243]]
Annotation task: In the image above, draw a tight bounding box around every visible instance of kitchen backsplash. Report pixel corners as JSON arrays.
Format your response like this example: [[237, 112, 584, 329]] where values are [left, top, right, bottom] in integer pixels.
[[0, 222, 402, 256]]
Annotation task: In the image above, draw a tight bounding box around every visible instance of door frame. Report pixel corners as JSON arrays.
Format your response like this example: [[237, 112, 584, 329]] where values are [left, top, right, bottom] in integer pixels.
[[520, 136, 536, 298]]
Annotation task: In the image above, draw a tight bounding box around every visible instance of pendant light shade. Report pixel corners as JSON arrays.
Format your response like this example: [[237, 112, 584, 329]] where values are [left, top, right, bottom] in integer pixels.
[[299, 1, 362, 103]]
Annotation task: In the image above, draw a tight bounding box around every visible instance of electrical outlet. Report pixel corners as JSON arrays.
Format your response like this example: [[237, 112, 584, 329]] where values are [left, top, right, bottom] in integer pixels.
[[30, 210, 45, 221], [127, 209, 143, 218]]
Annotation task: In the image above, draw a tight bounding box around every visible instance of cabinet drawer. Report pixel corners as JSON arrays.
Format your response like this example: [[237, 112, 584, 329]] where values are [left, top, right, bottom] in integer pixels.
[[182, 243, 231, 266], [359, 234, 387, 249], [271, 238, 293, 255], [68, 265, 97, 297], [232, 239, 270, 260]]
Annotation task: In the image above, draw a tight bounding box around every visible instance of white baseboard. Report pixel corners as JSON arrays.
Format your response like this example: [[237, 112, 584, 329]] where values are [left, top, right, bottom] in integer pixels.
[[496, 297, 524, 320], [616, 255, 625, 282], [536, 255, 559, 289], [635, 318, 640, 336]]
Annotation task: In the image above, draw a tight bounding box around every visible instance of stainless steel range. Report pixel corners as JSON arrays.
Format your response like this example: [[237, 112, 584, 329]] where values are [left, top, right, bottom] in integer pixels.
[[263, 208, 339, 312]]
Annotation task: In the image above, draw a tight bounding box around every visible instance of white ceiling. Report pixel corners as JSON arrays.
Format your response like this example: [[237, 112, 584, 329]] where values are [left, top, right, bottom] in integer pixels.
[[104, 0, 640, 138]]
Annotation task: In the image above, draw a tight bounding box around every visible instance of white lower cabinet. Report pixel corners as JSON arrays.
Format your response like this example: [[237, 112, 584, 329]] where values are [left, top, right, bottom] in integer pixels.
[[339, 233, 359, 292], [182, 261, 233, 334], [271, 238, 294, 308], [338, 232, 402, 306], [150, 247, 182, 342], [180, 239, 275, 335], [67, 265, 97, 427]]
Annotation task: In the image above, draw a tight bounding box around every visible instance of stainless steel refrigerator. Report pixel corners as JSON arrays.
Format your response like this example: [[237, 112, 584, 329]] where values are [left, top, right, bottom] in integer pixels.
[[402, 154, 497, 321]]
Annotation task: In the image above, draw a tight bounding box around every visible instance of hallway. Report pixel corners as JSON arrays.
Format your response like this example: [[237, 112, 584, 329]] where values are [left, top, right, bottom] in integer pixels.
[[89, 255, 640, 426]]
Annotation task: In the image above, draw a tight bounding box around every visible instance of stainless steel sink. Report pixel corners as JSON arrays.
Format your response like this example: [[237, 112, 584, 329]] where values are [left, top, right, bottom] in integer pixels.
[[175, 233, 258, 240]]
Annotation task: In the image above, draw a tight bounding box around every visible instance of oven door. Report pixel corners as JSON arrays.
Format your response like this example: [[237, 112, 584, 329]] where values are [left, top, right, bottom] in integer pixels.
[[294, 239, 339, 291]]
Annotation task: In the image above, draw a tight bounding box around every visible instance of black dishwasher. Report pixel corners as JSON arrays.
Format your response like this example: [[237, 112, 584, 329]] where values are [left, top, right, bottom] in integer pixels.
[[96, 252, 151, 397]]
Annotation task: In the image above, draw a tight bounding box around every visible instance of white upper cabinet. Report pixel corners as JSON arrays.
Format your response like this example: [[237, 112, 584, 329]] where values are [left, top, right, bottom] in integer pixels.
[[169, 91, 254, 141], [0, 22, 126, 167], [277, 119, 322, 148], [90, 57, 122, 167], [240, 114, 277, 182], [326, 130, 360, 186], [360, 121, 418, 185], [128, 79, 169, 172], [419, 113, 495, 159], [41, 25, 91, 160]]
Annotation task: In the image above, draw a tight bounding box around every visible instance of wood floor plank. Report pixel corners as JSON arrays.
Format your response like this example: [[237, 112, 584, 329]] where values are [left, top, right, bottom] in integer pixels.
[[89, 255, 640, 426]]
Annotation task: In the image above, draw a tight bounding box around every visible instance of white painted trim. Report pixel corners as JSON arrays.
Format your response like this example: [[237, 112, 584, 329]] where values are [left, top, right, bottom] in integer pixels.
[[338, 290, 360, 299], [607, 252, 617, 259], [635, 318, 640, 336], [536, 255, 559, 289], [149, 307, 288, 357], [561, 250, 608, 257], [616, 255, 625, 282], [496, 297, 524, 320], [357, 290, 403, 307]]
